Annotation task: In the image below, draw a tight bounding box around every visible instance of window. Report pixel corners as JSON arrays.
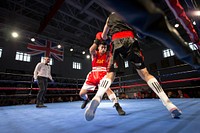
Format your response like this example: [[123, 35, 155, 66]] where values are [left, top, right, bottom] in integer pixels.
[[163, 49, 174, 58], [73, 62, 81, 69], [125, 61, 129, 68], [189, 42, 198, 51], [15, 51, 31, 62], [0, 48, 2, 58], [41, 57, 53, 65]]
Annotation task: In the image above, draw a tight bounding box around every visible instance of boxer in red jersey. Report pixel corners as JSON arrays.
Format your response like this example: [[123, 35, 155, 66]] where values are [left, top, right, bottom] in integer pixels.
[[79, 32, 125, 116]]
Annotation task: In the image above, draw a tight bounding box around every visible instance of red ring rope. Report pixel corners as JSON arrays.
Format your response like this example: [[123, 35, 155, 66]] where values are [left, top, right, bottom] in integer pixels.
[[0, 77, 199, 90]]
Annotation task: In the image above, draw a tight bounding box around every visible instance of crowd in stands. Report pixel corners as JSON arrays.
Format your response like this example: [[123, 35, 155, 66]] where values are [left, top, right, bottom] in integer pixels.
[[0, 72, 200, 106]]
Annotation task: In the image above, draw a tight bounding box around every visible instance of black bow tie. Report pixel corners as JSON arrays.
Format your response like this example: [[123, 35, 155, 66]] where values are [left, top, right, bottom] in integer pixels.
[[45, 63, 48, 66]]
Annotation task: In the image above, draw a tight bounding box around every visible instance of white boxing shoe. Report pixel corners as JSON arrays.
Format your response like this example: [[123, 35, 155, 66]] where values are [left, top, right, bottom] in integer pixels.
[[84, 100, 99, 121], [170, 108, 182, 118]]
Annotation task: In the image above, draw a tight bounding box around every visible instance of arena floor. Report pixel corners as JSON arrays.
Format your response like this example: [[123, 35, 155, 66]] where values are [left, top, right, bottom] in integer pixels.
[[0, 99, 200, 133]]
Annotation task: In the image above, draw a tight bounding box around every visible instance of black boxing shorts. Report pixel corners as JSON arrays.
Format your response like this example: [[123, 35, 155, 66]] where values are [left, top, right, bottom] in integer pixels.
[[108, 37, 146, 72]]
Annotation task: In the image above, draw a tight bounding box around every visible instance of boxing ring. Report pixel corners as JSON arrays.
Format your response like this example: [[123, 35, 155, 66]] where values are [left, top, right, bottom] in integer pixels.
[[0, 99, 200, 133], [0, 64, 200, 133]]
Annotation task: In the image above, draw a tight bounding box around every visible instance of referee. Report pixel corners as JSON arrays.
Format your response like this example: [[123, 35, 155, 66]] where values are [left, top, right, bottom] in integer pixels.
[[33, 57, 53, 108]]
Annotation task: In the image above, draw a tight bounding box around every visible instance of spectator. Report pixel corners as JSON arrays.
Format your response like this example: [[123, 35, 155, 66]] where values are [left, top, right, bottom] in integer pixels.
[[177, 90, 190, 98]]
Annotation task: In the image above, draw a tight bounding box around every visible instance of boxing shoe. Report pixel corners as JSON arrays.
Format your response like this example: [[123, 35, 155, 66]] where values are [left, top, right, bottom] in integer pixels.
[[170, 108, 182, 118], [114, 103, 126, 115], [36, 104, 47, 108], [84, 100, 99, 121], [81, 99, 90, 109]]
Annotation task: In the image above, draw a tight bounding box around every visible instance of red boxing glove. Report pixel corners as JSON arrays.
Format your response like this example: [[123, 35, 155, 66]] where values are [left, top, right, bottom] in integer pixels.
[[96, 32, 103, 40], [94, 32, 108, 45]]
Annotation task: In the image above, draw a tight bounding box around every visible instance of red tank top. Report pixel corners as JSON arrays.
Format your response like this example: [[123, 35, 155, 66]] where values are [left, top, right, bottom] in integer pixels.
[[92, 51, 109, 70]]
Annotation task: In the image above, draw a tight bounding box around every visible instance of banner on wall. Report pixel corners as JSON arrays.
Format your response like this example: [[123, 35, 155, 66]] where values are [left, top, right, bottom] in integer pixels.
[[27, 38, 64, 61]]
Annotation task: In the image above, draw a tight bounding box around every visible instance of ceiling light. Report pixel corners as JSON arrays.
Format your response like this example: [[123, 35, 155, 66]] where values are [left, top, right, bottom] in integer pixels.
[[31, 37, 35, 42], [70, 48, 73, 51], [193, 11, 200, 16], [174, 24, 179, 28], [193, 21, 196, 25], [11, 32, 19, 38], [57, 44, 61, 48], [86, 55, 90, 59]]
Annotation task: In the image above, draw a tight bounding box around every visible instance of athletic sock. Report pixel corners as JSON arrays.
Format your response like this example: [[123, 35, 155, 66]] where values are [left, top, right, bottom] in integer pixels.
[[147, 78, 177, 111], [108, 93, 118, 104], [96, 77, 112, 99], [81, 94, 88, 101]]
